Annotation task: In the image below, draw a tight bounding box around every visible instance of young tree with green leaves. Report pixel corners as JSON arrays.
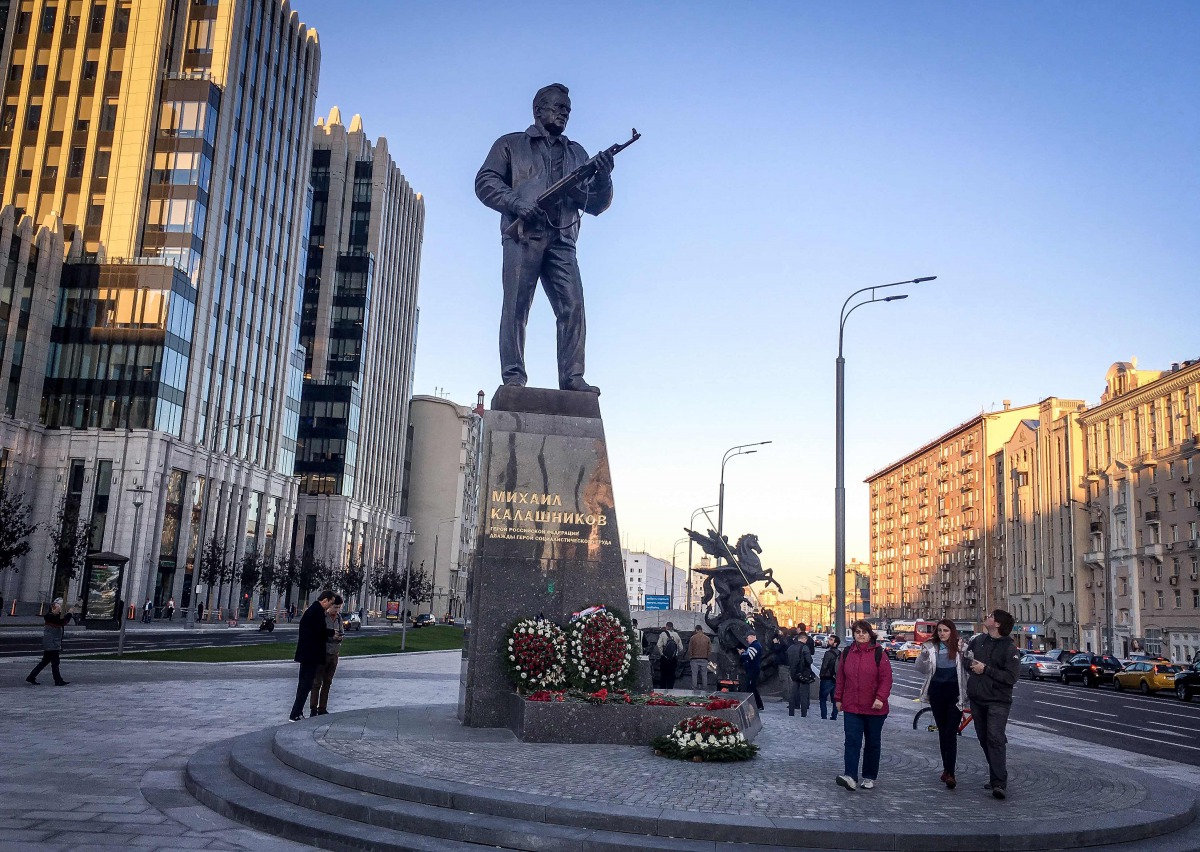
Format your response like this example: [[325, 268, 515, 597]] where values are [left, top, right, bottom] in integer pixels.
[[337, 557, 365, 608], [0, 484, 37, 578], [197, 535, 229, 615], [237, 550, 262, 617]]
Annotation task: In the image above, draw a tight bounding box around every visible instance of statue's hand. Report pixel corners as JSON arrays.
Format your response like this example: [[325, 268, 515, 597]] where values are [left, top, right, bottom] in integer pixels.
[[513, 199, 543, 223], [593, 150, 614, 177]]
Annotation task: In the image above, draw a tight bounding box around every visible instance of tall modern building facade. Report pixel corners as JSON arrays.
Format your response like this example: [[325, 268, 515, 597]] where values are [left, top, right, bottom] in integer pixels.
[[0, 0, 320, 617], [293, 106, 424, 608]]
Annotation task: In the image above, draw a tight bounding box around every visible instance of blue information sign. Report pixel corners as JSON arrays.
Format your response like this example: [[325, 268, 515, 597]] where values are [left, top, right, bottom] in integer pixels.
[[643, 595, 671, 610]]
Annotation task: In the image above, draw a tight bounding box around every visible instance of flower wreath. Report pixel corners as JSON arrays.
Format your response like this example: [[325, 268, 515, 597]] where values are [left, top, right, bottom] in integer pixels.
[[650, 714, 758, 762], [503, 618, 568, 690], [565, 608, 637, 691]]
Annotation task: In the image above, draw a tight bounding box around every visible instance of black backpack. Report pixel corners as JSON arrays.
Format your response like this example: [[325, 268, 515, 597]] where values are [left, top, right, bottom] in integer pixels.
[[662, 633, 679, 660]]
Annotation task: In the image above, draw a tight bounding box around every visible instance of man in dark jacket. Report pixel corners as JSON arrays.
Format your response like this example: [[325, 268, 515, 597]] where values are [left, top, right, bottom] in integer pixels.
[[966, 609, 1022, 800], [475, 83, 615, 393], [289, 590, 336, 721], [27, 598, 71, 685], [787, 632, 815, 717], [819, 634, 841, 720], [739, 633, 765, 710]]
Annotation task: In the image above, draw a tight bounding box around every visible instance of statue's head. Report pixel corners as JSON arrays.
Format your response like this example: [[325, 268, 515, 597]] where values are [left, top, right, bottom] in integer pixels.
[[533, 83, 571, 137]]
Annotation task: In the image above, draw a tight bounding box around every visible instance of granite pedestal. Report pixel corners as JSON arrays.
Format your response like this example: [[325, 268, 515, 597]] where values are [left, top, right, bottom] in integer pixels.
[[459, 386, 633, 730]]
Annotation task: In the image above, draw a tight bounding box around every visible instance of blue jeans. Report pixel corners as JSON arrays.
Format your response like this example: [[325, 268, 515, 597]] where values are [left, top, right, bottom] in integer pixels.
[[843, 711, 886, 781], [819, 679, 837, 719]]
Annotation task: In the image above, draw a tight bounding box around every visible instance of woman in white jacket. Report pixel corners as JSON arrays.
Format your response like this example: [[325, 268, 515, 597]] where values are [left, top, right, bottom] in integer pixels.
[[914, 619, 969, 790]]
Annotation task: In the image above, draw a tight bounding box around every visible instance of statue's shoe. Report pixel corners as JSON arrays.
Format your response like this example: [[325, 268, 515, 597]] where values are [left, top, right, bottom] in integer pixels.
[[561, 378, 600, 394]]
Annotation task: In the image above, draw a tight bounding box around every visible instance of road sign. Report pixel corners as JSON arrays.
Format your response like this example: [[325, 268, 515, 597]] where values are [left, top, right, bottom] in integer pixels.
[[644, 595, 670, 611]]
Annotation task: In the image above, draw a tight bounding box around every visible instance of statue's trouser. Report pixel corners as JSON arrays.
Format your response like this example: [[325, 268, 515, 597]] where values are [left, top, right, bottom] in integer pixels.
[[499, 236, 587, 388]]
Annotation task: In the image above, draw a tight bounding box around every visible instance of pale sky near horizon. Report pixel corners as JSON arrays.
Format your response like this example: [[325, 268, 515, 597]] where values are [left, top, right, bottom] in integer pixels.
[[301, 1, 1199, 594]]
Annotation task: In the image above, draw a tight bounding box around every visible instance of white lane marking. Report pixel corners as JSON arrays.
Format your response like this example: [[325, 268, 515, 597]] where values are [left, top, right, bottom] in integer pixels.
[[1037, 715, 1200, 753], [1033, 699, 1117, 717]]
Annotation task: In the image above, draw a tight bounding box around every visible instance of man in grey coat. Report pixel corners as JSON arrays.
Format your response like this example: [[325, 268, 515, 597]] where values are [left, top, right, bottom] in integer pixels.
[[27, 598, 71, 685], [787, 629, 815, 717]]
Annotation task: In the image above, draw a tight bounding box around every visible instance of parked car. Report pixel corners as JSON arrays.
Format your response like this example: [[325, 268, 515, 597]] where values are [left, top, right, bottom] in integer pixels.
[[895, 642, 922, 662], [1019, 654, 1063, 681], [1042, 648, 1080, 665], [877, 640, 900, 660], [1113, 662, 1183, 695], [1173, 662, 1200, 702], [411, 613, 435, 628], [1060, 652, 1123, 687], [341, 611, 361, 631]]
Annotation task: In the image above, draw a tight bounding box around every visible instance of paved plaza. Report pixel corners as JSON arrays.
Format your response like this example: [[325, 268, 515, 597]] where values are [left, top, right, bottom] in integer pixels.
[[3, 649, 1200, 851]]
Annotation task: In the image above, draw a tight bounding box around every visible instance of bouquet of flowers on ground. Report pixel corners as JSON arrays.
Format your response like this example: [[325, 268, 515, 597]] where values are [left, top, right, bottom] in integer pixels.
[[504, 618, 568, 690], [565, 608, 636, 691], [650, 714, 758, 762]]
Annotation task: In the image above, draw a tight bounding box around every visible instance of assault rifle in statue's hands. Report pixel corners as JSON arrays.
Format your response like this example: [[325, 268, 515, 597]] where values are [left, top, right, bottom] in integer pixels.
[[503, 128, 641, 240]]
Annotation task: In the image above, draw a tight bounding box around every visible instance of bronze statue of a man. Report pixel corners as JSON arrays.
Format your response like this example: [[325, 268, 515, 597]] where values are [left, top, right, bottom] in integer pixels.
[[475, 83, 615, 395]]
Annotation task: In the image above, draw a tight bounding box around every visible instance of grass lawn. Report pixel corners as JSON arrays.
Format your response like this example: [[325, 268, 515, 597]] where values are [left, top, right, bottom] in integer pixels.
[[86, 624, 464, 663]]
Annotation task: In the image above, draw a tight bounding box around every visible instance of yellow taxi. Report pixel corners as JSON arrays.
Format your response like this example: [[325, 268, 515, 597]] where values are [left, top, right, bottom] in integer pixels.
[[896, 642, 923, 662], [1113, 661, 1182, 695]]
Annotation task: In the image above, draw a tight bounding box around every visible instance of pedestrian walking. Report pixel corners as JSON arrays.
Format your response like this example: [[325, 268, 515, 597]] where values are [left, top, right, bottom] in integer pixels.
[[787, 629, 815, 717], [966, 609, 1021, 800], [197, 599, 205, 622], [915, 619, 969, 790], [834, 619, 893, 792], [687, 625, 712, 690], [309, 595, 345, 716], [287, 602, 296, 623], [289, 590, 336, 722], [819, 634, 842, 719], [739, 632, 765, 710], [26, 598, 72, 686], [166, 598, 175, 621], [655, 622, 683, 689], [143, 599, 153, 623]]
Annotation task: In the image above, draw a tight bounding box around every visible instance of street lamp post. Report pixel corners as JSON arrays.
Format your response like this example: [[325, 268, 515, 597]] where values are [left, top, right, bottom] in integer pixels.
[[835, 276, 936, 642], [117, 486, 151, 656], [718, 443, 771, 566], [400, 531, 416, 651], [687, 504, 718, 611]]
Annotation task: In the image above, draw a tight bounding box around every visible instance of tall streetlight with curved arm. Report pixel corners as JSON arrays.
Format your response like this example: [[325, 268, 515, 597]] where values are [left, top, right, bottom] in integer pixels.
[[835, 276, 936, 642], [671, 537, 690, 610], [718, 442, 771, 566], [687, 504, 718, 610]]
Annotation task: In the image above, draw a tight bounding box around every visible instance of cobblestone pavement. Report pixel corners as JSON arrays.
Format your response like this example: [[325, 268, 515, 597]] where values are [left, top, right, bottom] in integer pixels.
[[319, 701, 1143, 821], [0, 651, 457, 851], [4, 651, 1199, 851]]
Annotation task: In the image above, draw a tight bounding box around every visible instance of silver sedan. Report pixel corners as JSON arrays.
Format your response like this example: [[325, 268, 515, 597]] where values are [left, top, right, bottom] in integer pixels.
[[1019, 654, 1062, 681]]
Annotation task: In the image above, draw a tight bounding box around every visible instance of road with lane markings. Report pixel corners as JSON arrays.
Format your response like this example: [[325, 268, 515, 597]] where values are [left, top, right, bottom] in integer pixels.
[[879, 651, 1200, 766]]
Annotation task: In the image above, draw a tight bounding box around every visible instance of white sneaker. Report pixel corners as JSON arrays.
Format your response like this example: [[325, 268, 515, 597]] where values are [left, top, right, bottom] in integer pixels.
[[860, 779, 875, 790], [835, 775, 857, 791]]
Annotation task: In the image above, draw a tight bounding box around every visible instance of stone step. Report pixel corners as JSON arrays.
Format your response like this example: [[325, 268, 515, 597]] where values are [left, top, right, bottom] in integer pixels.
[[188, 715, 1200, 852], [269, 719, 1197, 852], [194, 728, 885, 852]]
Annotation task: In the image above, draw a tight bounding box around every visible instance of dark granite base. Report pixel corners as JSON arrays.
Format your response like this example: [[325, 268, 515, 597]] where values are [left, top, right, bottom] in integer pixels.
[[491, 384, 601, 418], [508, 690, 762, 745]]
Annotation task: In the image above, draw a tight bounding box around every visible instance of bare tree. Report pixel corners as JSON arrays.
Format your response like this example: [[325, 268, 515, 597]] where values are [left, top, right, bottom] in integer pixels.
[[46, 497, 92, 602], [197, 535, 230, 615], [0, 484, 37, 578]]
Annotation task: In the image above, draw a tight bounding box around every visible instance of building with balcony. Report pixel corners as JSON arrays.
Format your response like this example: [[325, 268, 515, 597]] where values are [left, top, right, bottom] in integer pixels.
[[992, 398, 1089, 651], [1079, 359, 1200, 661], [0, 0, 320, 618], [866, 402, 1040, 626], [828, 558, 872, 625], [292, 107, 424, 610]]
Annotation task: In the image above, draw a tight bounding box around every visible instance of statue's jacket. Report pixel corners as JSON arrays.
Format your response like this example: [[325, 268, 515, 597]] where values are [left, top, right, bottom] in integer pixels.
[[476, 123, 613, 247]]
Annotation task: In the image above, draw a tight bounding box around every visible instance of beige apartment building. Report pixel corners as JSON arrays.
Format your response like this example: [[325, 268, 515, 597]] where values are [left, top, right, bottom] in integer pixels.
[[0, 0, 321, 617], [867, 403, 1039, 626], [828, 558, 871, 625], [992, 398, 1089, 651], [1079, 359, 1200, 662]]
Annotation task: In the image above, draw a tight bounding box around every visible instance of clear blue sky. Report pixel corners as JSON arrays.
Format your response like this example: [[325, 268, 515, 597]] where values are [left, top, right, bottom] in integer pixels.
[[304, 1, 1199, 593]]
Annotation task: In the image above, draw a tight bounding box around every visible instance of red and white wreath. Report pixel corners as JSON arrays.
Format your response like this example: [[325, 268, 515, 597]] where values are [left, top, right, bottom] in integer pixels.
[[504, 618, 568, 690]]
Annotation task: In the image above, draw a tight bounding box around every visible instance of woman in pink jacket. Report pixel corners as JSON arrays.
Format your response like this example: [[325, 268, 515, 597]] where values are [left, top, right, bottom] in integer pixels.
[[833, 619, 893, 791]]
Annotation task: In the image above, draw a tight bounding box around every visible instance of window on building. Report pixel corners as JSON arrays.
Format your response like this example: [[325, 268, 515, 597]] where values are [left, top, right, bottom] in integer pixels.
[[1175, 590, 1182, 609], [26, 105, 42, 130], [41, 6, 57, 32], [83, 60, 98, 80], [1156, 590, 1164, 609], [68, 147, 85, 178], [89, 5, 106, 32]]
